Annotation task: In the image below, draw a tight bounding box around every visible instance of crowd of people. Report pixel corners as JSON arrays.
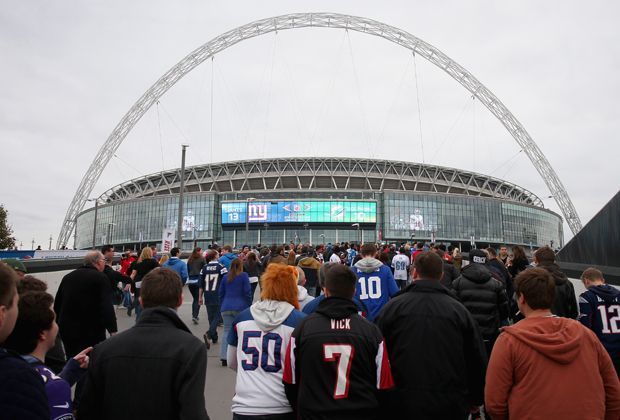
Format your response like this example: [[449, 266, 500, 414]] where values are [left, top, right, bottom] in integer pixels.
[[0, 239, 619, 419]]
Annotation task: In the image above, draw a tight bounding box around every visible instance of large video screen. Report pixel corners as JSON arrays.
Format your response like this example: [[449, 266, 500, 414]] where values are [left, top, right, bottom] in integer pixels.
[[221, 201, 377, 225]]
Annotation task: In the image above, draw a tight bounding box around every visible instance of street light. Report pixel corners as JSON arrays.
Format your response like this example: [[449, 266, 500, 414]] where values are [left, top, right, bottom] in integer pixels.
[[352, 223, 360, 244], [86, 198, 99, 250], [245, 197, 256, 245]]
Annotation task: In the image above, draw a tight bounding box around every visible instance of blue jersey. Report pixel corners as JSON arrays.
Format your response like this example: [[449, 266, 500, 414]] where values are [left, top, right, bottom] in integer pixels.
[[200, 261, 228, 305], [354, 264, 399, 322], [302, 294, 368, 318], [578, 284, 620, 361]]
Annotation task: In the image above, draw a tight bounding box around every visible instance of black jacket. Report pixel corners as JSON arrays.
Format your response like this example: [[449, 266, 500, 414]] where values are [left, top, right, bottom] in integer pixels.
[[376, 280, 487, 418], [451, 264, 510, 339], [283, 297, 393, 420], [540, 262, 578, 319], [440, 260, 459, 288], [0, 348, 49, 419], [54, 265, 117, 356], [79, 307, 209, 420]]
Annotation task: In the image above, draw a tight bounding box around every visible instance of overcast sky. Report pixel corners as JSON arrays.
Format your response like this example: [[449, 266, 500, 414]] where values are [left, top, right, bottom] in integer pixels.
[[1, 0, 618, 249]]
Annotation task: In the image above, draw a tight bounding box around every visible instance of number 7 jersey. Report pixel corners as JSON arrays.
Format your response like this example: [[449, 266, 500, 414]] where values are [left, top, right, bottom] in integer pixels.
[[283, 297, 394, 420]]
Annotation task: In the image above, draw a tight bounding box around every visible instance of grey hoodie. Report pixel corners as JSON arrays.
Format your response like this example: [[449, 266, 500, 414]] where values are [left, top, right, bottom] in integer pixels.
[[354, 257, 384, 273], [250, 300, 295, 332]]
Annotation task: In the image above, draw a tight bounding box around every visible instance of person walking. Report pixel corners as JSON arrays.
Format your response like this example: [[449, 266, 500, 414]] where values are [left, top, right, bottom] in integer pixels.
[[376, 252, 487, 418], [0, 263, 49, 419], [533, 246, 578, 319], [354, 244, 399, 322], [243, 252, 262, 301], [184, 247, 205, 324], [162, 247, 189, 286], [485, 268, 620, 419], [219, 258, 252, 366], [127, 247, 159, 320], [199, 250, 227, 346], [283, 264, 394, 420], [79, 268, 210, 420], [578, 267, 620, 375], [391, 247, 410, 290], [227, 263, 305, 419]]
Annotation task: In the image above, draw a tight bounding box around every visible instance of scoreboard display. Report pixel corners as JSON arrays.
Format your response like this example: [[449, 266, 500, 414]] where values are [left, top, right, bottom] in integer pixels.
[[221, 200, 377, 225]]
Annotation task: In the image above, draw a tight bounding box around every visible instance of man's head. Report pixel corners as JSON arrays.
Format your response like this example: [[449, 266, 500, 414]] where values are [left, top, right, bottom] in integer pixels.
[[84, 251, 106, 272], [412, 251, 443, 281], [150, 244, 157, 257], [101, 245, 114, 262], [222, 245, 233, 255], [324, 264, 357, 299], [170, 247, 180, 257], [17, 276, 47, 294], [533, 246, 555, 265], [360, 243, 377, 258], [0, 262, 19, 343], [469, 249, 487, 265], [499, 246, 508, 258], [242, 246, 249, 254], [2, 259, 27, 279], [296, 266, 306, 286], [399, 247, 406, 254], [485, 247, 497, 260], [514, 268, 555, 316], [416, 242, 424, 250], [139, 268, 183, 309], [3, 291, 57, 356], [581, 267, 605, 288]]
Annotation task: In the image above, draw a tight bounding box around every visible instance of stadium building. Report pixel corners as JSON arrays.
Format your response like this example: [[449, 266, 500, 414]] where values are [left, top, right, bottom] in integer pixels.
[[74, 157, 563, 251]]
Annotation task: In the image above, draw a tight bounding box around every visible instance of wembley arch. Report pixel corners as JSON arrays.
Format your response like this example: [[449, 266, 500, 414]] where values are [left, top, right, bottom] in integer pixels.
[[57, 12, 582, 247]]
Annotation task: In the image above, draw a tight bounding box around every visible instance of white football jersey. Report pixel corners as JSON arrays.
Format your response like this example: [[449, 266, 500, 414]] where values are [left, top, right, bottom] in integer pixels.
[[391, 253, 410, 280]]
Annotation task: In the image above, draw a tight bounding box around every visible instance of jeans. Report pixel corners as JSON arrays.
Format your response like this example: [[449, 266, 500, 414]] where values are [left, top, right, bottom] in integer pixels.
[[188, 282, 201, 319], [134, 288, 143, 321], [220, 310, 239, 361], [205, 303, 221, 341], [232, 413, 295, 420]]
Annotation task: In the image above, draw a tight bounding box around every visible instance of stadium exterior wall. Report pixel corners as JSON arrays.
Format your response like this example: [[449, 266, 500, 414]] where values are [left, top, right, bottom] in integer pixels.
[[75, 158, 563, 251]]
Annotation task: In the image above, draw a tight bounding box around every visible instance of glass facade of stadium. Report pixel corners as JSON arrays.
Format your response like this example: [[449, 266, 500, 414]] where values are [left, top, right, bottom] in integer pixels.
[[73, 158, 563, 251]]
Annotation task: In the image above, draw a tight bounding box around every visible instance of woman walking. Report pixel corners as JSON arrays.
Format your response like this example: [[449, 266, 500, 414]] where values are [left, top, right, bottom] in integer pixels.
[[127, 247, 159, 320], [227, 263, 305, 419], [219, 258, 252, 366], [187, 247, 206, 324], [243, 252, 263, 301]]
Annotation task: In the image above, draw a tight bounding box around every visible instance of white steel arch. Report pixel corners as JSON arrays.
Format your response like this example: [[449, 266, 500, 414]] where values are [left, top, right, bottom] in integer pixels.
[[57, 12, 581, 247]]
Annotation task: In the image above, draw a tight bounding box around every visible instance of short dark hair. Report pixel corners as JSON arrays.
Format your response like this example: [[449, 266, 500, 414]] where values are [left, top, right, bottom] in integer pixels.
[[514, 268, 555, 310], [413, 252, 443, 280], [318, 263, 338, 289], [101, 244, 114, 254], [18, 276, 48, 294], [581, 267, 604, 282], [416, 242, 424, 249], [534, 246, 555, 264], [360, 243, 376, 257], [140, 268, 182, 309], [324, 264, 357, 298], [3, 291, 54, 355], [170, 247, 180, 257], [485, 247, 497, 257], [223, 245, 233, 252], [0, 262, 18, 307]]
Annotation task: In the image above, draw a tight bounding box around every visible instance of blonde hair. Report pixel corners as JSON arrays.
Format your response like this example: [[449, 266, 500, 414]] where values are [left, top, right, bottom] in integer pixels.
[[138, 247, 152, 263], [260, 264, 299, 309], [159, 254, 169, 265]]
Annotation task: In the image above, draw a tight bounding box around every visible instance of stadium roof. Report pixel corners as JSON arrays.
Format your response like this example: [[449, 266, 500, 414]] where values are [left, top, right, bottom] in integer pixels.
[[100, 157, 544, 207]]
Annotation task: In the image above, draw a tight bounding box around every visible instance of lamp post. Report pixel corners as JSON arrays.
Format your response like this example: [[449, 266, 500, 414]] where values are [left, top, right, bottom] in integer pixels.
[[319, 233, 325, 244], [177, 144, 189, 251], [352, 223, 360, 244], [245, 197, 256, 245], [86, 198, 99, 249], [107, 223, 116, 245]]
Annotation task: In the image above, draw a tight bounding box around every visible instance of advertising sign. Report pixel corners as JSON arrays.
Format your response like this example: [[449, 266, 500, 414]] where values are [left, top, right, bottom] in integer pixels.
[[162, 228, 175, 253], [221, 201, 377, 225]]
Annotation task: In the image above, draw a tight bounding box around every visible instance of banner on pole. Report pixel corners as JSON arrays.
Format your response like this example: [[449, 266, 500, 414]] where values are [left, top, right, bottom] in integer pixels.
[[162, 229, 175, 253]]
